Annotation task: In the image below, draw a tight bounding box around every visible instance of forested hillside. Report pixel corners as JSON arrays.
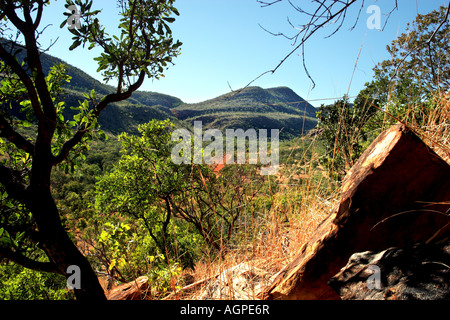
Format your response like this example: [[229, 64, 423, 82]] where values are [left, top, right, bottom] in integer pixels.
[[2, 39, 318, 137], [1, 39, 182, 134]]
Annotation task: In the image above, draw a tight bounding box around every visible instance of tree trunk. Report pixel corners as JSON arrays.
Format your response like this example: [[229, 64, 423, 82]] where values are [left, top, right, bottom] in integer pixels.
[[27, 185, 106, 300]]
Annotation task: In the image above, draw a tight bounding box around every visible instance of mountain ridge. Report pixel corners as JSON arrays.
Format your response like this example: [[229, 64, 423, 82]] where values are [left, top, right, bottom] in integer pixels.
[[1, 40, 318, 138]]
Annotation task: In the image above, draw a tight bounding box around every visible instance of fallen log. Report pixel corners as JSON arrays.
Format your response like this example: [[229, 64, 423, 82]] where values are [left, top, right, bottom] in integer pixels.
[[106, 276, 150, 300], [262, 123, 450, 300]]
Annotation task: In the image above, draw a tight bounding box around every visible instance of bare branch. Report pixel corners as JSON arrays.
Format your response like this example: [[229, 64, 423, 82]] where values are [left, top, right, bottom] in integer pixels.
[[253, 0, 358, 90], [381, 0, 398, 31], [427, 0, 450, 43], [257, 0, 283, 7], [349, 0, 365, 31], [301, 43, 315, 88]]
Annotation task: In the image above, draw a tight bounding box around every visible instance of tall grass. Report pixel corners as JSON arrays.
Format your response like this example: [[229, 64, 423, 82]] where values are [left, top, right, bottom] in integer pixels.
[[168, 134, 339, 299], [406, 92, 450, 163]]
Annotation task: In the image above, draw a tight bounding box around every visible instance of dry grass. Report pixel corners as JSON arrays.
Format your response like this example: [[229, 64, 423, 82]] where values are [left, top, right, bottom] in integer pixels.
[[407, 92, 450, 164], [167, 138, 339, 300]]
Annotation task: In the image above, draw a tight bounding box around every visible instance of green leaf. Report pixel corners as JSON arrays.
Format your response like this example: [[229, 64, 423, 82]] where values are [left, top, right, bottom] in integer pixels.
[[99, 230, 109, 242], [109, 259, 116, 271], [69, 39, 82, 51]]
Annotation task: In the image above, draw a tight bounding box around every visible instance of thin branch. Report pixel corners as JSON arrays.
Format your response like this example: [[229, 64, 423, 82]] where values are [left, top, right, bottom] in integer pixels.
[[2, 2, 55, 124], [257, 0, 283, 7], [251, 0, 358, 91], [427, 0, 450, 43], [301, 43, 315, 88], [381, 0, 398, 31], [0, 114, 35, 155], [349, 0, 365, 31]]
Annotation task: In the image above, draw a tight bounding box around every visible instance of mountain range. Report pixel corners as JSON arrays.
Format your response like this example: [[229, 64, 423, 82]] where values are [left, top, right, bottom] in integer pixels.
[[3, 42, 318, 139]]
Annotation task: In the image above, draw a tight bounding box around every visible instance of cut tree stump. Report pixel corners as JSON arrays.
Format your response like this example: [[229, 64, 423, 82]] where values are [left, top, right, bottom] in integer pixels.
[[262, 123, 450, 300]]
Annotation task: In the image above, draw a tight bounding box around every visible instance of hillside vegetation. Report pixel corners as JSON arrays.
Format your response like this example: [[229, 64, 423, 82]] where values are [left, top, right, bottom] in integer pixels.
[[1, 39, 182, 134], [63, 59, 320, 138], [4, 39, 318, 138], [174, 86, 317, 139]]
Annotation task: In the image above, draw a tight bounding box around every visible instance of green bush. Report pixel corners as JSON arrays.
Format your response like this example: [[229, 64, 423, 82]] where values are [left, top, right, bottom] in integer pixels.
[[0, 263, 73, 300]]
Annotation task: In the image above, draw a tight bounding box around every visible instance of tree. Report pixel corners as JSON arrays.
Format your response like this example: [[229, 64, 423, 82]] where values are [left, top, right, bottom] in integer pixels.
[[96, 120, 264, 263], [253, 0, 396, 87], [348, 5, 450, 139], [96, 120, 188, 263], [0, 0, 181, 300], [371, 5, 450, 108], [316, 5, 450, 178]]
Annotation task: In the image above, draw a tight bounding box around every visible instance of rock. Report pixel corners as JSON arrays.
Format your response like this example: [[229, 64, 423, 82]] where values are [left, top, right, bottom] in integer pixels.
[[328, 243, 450, 300], [262, 124, 450, 300], [106, 276, 150, 300]]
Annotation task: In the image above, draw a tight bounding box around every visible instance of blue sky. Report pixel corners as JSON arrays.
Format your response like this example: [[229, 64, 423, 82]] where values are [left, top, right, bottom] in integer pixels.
[[38, 0, 446, 106]]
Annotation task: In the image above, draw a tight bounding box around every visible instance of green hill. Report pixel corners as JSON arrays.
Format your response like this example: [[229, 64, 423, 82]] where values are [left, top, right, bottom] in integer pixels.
[[173, 86, 318, 139], [48, 57, 183, 135], [1, 39, 182, 135]]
